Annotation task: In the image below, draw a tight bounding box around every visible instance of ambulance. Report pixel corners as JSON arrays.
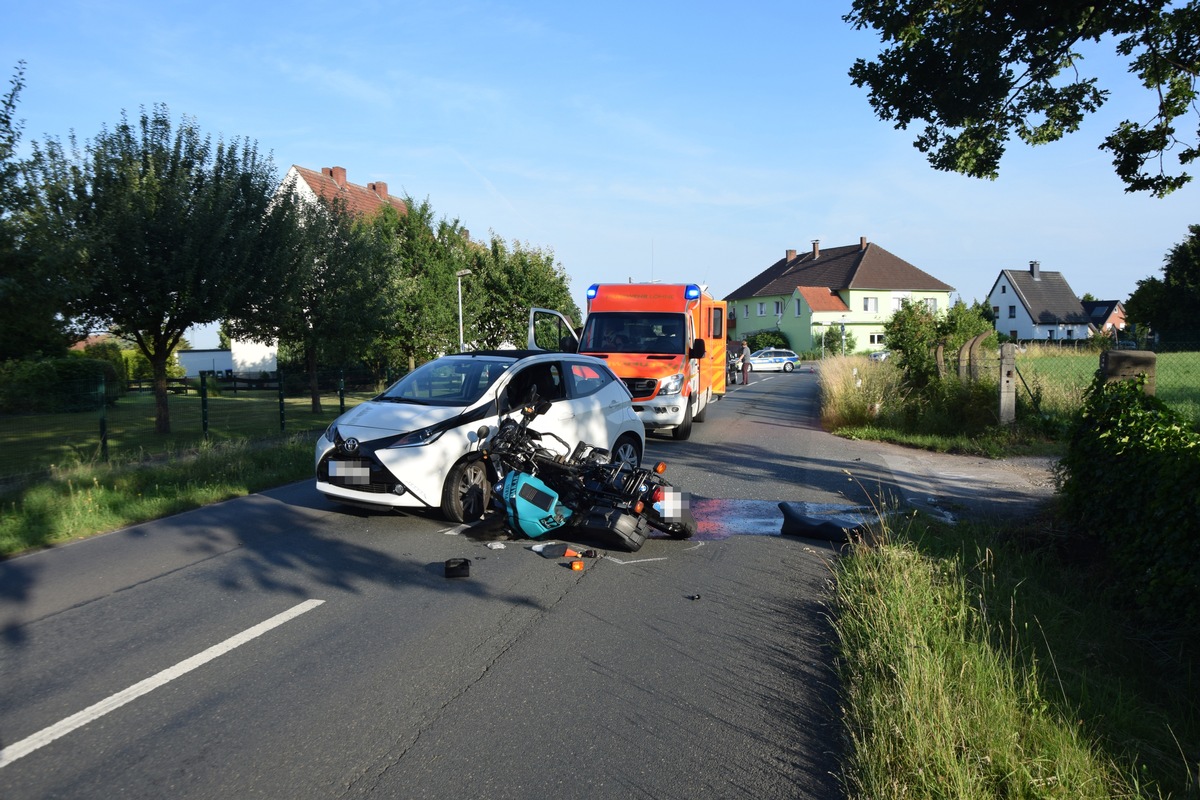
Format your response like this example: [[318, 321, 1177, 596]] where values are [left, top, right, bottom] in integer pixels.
[[576, 283, 727, 440]]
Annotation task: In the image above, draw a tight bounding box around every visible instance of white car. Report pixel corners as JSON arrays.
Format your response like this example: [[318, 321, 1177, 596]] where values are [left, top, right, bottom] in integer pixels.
[[315, 351, 645, 521], [747, 348, 801, 372]]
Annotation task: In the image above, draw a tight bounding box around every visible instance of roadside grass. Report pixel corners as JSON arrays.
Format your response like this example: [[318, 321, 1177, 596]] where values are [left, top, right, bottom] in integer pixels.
[[834, 509, 1198, 798], [818, 355, 1064, 457], [0, 435, 315, 556]]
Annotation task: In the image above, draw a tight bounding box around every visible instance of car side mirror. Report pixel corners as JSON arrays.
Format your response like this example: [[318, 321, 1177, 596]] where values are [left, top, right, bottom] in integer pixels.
[[689, 339, 706, 359]]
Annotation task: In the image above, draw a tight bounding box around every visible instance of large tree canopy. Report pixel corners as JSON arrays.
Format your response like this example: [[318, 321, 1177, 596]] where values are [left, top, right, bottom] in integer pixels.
[[1125, 222, 1200, 340], [0, 62, 77, 360], [226, 190, 395, 412], [845, 1, 1200, 197], [30, 105, 289, 432]]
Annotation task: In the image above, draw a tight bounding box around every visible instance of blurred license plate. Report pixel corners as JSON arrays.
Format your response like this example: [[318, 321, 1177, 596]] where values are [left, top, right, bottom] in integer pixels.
[[329, 460, 370, 484]]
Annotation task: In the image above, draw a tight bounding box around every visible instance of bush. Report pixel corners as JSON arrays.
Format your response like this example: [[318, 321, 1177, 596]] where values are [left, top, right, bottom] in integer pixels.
[[1057, 375, 1200, 627], [0, 357, 119, 412]]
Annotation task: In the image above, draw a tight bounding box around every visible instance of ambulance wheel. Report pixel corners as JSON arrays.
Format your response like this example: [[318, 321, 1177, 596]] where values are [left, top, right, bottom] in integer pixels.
[[442, 457, 490, 522], [671, 401, 694, 440]]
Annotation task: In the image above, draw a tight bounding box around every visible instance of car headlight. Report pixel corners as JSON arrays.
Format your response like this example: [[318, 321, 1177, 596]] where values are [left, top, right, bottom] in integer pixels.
[[389, 425, 446, 447], [658, 373, 685, 396], [323, 423, 338, 443]]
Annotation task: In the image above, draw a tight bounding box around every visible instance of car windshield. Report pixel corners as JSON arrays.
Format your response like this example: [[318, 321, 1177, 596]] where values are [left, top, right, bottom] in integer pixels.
[[377, 357, 513, 407], [580, 312, 686, 355]]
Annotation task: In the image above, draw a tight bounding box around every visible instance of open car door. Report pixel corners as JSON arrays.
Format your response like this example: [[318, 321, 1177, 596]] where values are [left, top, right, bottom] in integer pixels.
[[527, 308, 579, 352]]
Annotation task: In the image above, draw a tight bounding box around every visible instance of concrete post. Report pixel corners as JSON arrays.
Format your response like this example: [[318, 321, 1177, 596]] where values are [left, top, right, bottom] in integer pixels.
[[999, 343, 1016, 425], [1100, 350, 1156, 395]]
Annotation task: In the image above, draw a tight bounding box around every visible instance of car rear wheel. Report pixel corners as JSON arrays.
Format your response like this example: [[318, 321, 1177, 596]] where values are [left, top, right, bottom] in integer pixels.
[[442, 457, 491, 522], [611, 434, 642, 468], [783, 362, 794, 373]]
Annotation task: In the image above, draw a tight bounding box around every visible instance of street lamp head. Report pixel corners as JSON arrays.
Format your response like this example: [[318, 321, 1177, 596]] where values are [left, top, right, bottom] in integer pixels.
[[456, 269, 473, 278]]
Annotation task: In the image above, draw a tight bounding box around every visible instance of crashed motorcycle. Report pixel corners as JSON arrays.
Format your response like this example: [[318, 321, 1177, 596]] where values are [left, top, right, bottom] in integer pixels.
[[478, 399, 696, 552]]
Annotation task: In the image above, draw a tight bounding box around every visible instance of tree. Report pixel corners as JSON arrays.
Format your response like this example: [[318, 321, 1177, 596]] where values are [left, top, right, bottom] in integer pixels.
[[29, 105, 289, 432], [844, 1, 1200, 197], [883, 299, 940, 385], [821, 324, 857, 356], [366, 200, 463, 372], [937, 299, 995, 354], [0, 62, 76, 360], [470, 235, 579, 350], [227, 191, 394, 412], [1125, 222, 1200, 341]]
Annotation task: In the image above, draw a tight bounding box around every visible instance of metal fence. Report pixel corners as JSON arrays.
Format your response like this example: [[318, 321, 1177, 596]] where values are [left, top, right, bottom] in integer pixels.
[[1011, 343, 1200, 423], [0, 368, 400, 485]]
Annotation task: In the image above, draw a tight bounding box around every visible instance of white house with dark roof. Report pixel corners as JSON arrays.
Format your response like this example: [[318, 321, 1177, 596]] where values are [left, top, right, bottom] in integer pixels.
[[987, 261, 1092, 342], [725, 237, 955, 353]]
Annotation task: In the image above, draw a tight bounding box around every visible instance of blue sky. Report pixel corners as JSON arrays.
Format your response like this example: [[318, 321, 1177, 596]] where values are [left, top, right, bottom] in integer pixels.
[[6, 1, 1196, 348]]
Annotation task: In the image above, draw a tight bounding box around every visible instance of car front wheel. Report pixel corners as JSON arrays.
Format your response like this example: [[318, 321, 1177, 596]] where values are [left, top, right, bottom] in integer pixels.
[[611, 434, 642, 468], [783, 362, 794, 372], [441, 457, 491, 522]]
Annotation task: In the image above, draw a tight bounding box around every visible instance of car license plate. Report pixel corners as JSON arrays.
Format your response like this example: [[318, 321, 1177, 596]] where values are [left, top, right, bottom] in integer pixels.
[[329, 459, 371, 484]]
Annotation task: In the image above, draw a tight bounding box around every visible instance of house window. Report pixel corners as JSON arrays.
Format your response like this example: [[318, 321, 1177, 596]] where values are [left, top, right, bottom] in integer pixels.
[[1001, 285, 1007, 293], [795, 298, 802, 316], [1066, 328, 1074, 339], [1009, 330, 1018, 340], [1047, 329, 1056, 340], [893, 297, 904, 311], [773, 300, 783, 316], [1008, 306, 1016, 318], [924, 298, 937, 312], [757, 302, 765, 316], [863, 297, 878, 313], [869, 333, 885, 345], [743, 305, 749, 318], [992, 306, 999, 317]]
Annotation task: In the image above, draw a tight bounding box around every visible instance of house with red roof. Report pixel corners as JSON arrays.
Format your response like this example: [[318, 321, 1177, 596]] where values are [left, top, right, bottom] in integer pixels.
[[725, 237, 955, 354], [285, 165, 408, 218]]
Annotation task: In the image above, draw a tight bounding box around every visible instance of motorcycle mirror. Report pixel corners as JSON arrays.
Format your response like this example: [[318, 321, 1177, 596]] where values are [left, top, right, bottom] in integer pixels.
[[535, 399, 552, 414], [476, 425, 490, 439]]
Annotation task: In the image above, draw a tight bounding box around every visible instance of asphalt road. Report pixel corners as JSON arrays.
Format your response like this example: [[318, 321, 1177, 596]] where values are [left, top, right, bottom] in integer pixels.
[[0, 367, 1055, 799]]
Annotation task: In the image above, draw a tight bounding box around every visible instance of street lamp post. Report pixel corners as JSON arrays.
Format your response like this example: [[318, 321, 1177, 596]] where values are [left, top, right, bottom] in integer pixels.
[[456, 269, 472, 352]]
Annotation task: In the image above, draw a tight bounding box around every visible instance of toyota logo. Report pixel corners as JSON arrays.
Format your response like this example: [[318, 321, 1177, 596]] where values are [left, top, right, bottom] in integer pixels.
[[342, 437, 360, 454]]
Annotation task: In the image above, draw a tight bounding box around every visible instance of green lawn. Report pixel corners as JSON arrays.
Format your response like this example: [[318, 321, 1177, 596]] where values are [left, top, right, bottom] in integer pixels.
[[0, 389, 376, 482], [1016, 348, 1200, 422]]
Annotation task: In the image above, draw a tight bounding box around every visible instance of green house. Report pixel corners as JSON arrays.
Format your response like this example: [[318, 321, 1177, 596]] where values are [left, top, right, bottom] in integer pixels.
[[724, 238, 955, 354]]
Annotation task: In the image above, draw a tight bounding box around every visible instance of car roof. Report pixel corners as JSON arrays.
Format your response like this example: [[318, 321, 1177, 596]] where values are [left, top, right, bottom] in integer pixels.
[[440, 350, 611, 367]]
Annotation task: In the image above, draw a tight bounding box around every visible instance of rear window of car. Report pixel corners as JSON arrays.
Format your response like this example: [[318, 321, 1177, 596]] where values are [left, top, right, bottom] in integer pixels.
[[566, 361, 614, 397], [378, 357, 513, 406]]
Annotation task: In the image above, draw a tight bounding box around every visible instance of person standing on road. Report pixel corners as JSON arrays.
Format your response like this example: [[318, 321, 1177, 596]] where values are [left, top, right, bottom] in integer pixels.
[[740, 340, 752, 385]]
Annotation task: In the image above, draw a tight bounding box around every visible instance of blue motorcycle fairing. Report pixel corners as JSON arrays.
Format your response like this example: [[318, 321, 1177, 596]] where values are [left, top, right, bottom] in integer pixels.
[[501, 471, 572, 538]]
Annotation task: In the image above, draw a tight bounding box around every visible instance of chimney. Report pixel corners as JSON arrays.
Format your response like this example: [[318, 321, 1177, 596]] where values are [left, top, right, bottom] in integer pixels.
[[1030, 260, 1041, 281], [811, 240, 820, 259], [330, 166, 347, 187], [785, 249, 796, 262], [368, 181, 388, 199], [860, 236, 868, 251]]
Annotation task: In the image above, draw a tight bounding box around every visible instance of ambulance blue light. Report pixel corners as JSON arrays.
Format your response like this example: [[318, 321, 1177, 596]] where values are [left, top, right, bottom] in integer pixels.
[[684, 284, 701, 300], [586, 284, 599, 300]]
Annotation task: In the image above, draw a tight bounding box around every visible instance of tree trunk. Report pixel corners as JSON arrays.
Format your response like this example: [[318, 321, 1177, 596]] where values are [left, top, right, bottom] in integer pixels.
[[306, 345, 322, 414], [151, 353, 171, 434]]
